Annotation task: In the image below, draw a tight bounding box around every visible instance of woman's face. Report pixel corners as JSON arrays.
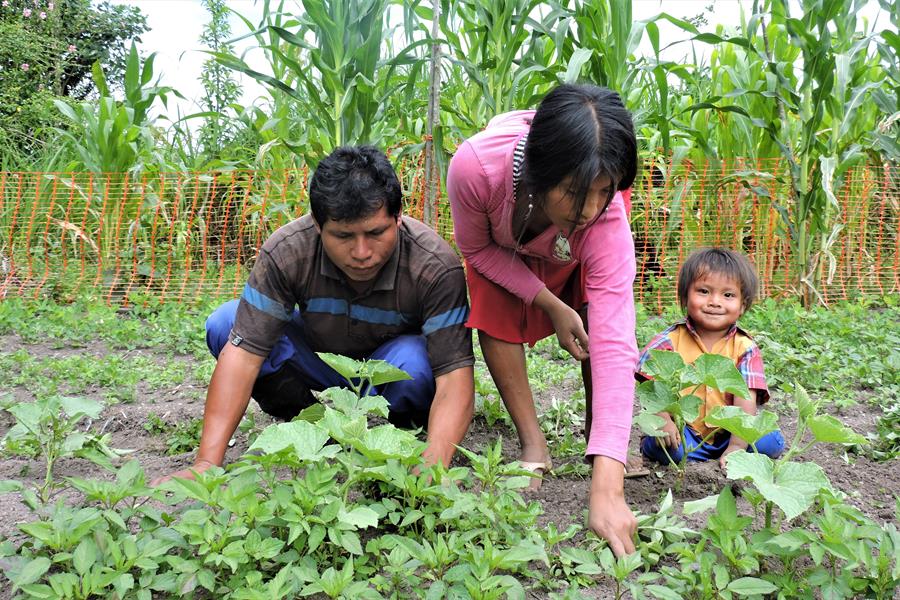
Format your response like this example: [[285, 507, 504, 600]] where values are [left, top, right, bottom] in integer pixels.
[[542, 175, 615, 232]]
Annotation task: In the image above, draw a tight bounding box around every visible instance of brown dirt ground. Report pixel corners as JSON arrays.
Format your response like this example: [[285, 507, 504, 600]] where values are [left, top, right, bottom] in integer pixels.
[[0, 334, 897, 599]]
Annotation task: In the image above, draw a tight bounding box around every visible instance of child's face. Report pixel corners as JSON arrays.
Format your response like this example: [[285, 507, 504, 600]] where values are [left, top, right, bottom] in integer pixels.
[[686, 271, 744, 339]]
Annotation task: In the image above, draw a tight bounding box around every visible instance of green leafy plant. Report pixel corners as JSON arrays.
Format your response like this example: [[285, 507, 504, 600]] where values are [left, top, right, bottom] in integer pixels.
[[721, 382, 866, 525], [0, 395, 128, 505], [634, 349, 752, 473], [144, 413, 204, 456]]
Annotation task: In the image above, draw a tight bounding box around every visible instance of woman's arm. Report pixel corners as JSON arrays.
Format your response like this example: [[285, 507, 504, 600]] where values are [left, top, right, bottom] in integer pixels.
[[446, 140, 545, 304]]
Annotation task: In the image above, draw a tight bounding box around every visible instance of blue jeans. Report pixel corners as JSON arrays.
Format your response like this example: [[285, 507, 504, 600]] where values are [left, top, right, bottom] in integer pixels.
[[640, 423, 785, 464], [206, 300, 436, 421]]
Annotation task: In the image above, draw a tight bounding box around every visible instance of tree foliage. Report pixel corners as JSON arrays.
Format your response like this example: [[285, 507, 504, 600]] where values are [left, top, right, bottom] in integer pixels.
[[0, 0, 148, 159]]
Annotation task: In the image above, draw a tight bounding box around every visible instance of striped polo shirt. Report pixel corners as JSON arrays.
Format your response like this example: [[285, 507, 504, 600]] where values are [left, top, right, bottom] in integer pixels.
[[230, 214, 474, 377]]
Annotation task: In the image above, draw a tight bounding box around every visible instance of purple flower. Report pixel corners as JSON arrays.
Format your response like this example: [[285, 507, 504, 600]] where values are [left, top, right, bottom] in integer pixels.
[[23, 8, 31, 17], [48, 2, 54, 9], [1, 1, 9, 8], [21, 63, 29, 71], [39, 11, 46, 19], [67, 44, 76, 53]]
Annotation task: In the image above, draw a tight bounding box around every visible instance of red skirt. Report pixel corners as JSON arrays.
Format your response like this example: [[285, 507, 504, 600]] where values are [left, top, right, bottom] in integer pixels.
[[465, 257, 586, 346]]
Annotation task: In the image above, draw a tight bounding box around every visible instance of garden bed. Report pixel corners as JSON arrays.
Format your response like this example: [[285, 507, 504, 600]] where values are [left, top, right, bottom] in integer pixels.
[[0, 298, 897, 598]]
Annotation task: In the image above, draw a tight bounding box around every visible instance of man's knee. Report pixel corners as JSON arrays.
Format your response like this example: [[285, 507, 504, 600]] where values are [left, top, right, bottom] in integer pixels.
[[206, 299, 240, 358], [371, 335, 435, 416]]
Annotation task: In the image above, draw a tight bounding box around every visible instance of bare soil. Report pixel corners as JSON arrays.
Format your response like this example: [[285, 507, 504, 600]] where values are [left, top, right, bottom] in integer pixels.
[[0, 333, 897, 599]]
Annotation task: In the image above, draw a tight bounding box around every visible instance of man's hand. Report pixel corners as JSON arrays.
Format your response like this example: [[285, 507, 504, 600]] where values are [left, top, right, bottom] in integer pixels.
[[145, 344, 263, 487], [588, 455, 637, 557], [658, 412, 680, 449], [533, 288, 589, 361], [150, 459, 216, 487]]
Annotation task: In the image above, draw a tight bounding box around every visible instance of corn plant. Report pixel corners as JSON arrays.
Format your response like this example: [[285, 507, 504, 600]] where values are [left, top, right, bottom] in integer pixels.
[[686, 0, 889, 306]]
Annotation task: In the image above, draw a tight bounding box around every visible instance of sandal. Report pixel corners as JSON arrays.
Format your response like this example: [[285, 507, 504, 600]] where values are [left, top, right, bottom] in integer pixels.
[[624, 455, 651, 478], [518, 459, 553, 476]]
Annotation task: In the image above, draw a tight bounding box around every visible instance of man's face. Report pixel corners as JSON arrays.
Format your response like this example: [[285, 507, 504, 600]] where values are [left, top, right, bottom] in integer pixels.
[[317, 205, 401, 282]]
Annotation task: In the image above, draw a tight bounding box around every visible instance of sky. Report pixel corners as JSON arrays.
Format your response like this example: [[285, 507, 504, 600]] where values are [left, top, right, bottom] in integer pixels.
[[120, 0, 889, 122]]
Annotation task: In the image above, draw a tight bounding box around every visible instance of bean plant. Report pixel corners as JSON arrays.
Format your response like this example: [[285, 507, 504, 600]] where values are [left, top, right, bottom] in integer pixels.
[[634, 349, 754, 474]]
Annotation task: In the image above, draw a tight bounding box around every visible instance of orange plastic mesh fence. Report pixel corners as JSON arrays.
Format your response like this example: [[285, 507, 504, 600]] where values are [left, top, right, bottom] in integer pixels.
[[0, 156, 897, 312]]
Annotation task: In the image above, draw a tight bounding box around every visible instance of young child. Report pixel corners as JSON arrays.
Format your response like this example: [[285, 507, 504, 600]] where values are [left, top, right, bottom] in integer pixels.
[[637, 247, 785, 467]]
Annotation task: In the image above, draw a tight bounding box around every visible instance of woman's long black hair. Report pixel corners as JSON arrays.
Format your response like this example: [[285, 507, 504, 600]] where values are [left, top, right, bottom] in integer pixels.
[[523, 84, 637, 227]]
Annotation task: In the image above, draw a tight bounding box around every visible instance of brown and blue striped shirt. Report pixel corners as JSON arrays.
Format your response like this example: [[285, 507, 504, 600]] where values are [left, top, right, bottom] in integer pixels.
[[230, 214, 473, 377]]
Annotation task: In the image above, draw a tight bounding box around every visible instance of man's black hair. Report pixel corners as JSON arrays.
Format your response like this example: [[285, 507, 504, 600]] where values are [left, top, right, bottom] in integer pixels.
[[524, 84, 637, 229], [309, 145, 402, 225]]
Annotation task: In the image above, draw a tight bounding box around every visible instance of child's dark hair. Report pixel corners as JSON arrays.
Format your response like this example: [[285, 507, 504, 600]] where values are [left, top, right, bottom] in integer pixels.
[[524, 84, 637, 227], [677, 248, 759, 312], [309, 145, 402, 225]]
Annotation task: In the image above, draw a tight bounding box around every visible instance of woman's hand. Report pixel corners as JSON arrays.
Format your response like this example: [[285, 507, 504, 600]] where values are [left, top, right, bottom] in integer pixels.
[[533, 288, 589, 361], [589, 455, 637, 557]]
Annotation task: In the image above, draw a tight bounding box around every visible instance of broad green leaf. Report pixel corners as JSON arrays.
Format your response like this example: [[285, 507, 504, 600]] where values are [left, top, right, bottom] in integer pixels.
[[705, 406, 779, 445], [646, 584, 684, 600], [795, 383, 816, 421], [60, 396, 104, 420], [636, 379, 679, 414], [338, 506, 379, 530], [680, 394, 703, 424], [727, 453, 830, 520], [11, 557, 51, 587], [726, 577, 777, 595], [761, 530, 811, 553], [295, 403, 325, 423], [248, 420, 333, 462], [644, 349, 686, 381], [355, 425, 421, 461], [73, 538, 98, 575], [7, 404, 43, 433], [363, 360, 412, 386], [341, 530, 363, 555], [807, 415, 865, 445], [317, 353, 362, 381], [683, 494, 719, 515], [498, 541, 549, 569], [716, 485, 738, 521], [634, 412, 666, 437], [326, 388, 390, 419], [690, 354, 751, 398], [399, 510, 424, 528]]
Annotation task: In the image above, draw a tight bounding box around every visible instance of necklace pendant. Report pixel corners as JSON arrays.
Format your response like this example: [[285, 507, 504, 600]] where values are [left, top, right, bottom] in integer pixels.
[[553, 232, 571, 261]]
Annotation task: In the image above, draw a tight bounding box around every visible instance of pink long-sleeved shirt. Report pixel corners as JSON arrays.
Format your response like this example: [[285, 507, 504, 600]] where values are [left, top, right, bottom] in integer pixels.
[[446, 110, 637, 463]]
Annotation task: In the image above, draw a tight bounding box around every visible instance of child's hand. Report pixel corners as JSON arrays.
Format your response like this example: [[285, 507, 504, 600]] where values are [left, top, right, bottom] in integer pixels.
[[658, 415, 681, 449], [719, 444, 744, 469]]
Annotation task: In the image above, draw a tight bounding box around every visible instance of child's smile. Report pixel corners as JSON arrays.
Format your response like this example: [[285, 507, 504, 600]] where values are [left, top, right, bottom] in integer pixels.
[[686, 272, 744, 344]]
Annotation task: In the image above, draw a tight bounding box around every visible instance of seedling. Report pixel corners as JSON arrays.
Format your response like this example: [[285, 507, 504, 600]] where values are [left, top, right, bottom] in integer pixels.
[[0, 395, 129, 505], [634, 350, 751, 475], [720, 383, 866, 525]]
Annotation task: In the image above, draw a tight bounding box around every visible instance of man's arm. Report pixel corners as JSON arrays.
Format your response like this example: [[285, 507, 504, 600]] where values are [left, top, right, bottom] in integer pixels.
[[151, 344, 265, 485], [421, 366, 474, 468]]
